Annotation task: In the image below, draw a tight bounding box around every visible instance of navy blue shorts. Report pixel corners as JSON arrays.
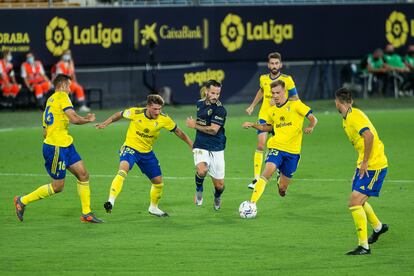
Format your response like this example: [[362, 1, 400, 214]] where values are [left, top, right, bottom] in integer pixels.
[[265, 148, 300, 178], [257, 119, 275, 135], [43, 143, 81, 180], [119, 146, 161, 180], [352, 168, 387, 197]]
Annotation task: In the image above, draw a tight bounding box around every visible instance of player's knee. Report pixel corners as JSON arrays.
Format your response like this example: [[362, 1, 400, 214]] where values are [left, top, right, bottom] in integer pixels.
[[52, 181, 65, 193], [78, 170, 89, 182], [256, 144, 265, 151], [196, 167, 208, 178]]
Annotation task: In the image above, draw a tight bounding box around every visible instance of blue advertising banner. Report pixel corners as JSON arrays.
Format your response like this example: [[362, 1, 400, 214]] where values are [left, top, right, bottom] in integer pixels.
[[0, 4, 413, 66]]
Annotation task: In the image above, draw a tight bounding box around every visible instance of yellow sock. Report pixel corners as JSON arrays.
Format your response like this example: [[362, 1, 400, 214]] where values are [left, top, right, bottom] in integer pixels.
[[363, 202, 382, 231], [254, 150, 263, 179], [21, 184, 55, 205], [109, 170, 127, 200], [150, 183, 164, 206], [77, 180, 91, 215], [349, 205, 368, 248], [250, 177, 268, 203]]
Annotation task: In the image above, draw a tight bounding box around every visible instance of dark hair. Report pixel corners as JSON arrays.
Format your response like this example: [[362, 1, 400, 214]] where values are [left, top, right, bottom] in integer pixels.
[[268, 52, 282, 61], [53, 74, 72, 88], [147, 94, 164, 106], [205, 79, 222, 89], [335, 87, 353, 103], [270, 79, 285, 89]]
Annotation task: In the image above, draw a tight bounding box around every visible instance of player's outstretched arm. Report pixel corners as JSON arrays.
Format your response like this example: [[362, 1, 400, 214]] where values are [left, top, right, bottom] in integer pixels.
[[304, 114, 318, 134], [65, 109, 95, 125], [246, 89, 263, 115], [173, 127, 193, 150], [242, 122, 273, 132], [95, 111, 123, 129]]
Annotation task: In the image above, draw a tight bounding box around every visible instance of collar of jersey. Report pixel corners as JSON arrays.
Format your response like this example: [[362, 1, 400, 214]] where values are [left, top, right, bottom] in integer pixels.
[[276, 99, 288, 108], [269, 72, 281, 80]]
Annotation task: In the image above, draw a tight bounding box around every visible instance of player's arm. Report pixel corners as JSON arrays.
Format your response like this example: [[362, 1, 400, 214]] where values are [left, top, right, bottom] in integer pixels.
[[186, 116, 221, 135], [95, 111, 123, 129], [359, 129, 374, 179], [242, 122, 273, 132], [65, 109, 95, 125], [173, 127, 193, 150], [246, 88, 263, 115], [304, 113, 318, 134]]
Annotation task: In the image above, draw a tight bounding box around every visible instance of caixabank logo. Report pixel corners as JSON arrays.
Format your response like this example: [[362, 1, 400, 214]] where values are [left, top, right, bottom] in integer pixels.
[[220, 13, 293, 52], [385, 11, 414, 48], [45, 16, 123, 56]]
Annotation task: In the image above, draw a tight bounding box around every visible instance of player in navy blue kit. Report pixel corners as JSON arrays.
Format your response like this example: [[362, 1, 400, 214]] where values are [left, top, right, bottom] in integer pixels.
[[186, 80, 227, 210]]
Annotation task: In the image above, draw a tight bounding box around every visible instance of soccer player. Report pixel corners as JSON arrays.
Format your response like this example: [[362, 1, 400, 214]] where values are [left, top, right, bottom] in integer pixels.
[[96, 94, 193, 217], [335, 88, 389, 255], [245, 52, 299, 189], [185, 80, 227, 210], [242, 80, 317, 204], [14, 74, 102, 223]]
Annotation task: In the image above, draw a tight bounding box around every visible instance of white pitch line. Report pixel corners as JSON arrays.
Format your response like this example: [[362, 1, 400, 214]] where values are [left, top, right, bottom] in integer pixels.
[[0, 172, 412, 183]]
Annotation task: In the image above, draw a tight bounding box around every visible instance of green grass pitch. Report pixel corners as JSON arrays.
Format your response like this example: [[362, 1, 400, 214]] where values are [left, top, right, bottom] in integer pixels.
[[1, 99, 413, 275]]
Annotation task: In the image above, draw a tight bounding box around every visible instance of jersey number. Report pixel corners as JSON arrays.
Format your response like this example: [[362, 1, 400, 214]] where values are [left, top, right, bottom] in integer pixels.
[[44, 106, 54, 126]]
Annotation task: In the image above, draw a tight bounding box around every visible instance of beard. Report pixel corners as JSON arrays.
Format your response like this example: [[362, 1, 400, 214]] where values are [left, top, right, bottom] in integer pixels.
[[270, 68, 280, 75]]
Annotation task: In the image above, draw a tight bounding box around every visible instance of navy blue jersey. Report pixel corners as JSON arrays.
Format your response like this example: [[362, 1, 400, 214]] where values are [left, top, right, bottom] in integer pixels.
[[193, 99, 227, 151]]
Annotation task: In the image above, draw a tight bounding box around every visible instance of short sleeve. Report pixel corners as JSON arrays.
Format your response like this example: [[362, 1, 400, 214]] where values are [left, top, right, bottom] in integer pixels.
[[295, 100, 312, 117], [350, 112, 370, 135], [211, 107, 227, 126], [61, 93, 74, 111], [163, 115, 177, 132], [121, 108, 136, 120], [285, 76, 298, 97]]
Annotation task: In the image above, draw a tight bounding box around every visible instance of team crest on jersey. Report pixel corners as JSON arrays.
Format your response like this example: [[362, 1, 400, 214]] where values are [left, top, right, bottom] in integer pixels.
[[208, 109, 212, 116], [280, 116, 285, 121], [154, 122, 158, 127], [144, 128, 150, 133]]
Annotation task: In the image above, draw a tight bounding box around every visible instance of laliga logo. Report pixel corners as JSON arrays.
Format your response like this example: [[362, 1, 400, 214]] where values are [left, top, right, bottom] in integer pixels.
[[220, 14, 245, 52], [385, 11, 409, 48], [45, 16, 122, 56], [220, 13, 293, 52], [46, 17, 71, 56]]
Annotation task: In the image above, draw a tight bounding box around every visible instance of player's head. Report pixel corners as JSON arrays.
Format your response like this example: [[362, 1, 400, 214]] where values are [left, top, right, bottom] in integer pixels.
[[267, 52, 282, 76], [270, 80, 286, 105], [62, 49, 72, 62], [26, 52, 35, 64], [146, 94, 164, 119], [385, 44, 394, 54], [2, 50, 12, 62], [373, 48, 383, 59], [53, 74, 72, 93], [205, 79, 222, 104], [335, 87, 353, 113]]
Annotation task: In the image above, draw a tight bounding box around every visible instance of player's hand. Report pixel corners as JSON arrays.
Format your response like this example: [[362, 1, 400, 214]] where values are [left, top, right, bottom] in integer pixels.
[[85, 113, 96, 122], [304, 127, 314, 134], [186, 116, 196, 128], [242, 122, 254, 129], [95, 123, 106, 129], [359, 161, 369, 179], [246, 106, 254, 115]]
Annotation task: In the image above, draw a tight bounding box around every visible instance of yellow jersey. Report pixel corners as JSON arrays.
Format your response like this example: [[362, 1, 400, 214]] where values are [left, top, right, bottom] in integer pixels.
[[342, 108, 388, 170], [122, 107, 177, 153], [258, 73, 296, 120], [43, 91, 74, 147], [264, 100, 311, 154]]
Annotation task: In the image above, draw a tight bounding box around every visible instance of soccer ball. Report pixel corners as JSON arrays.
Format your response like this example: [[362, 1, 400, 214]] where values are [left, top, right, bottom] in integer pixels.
[[239, 201, 257, 219]]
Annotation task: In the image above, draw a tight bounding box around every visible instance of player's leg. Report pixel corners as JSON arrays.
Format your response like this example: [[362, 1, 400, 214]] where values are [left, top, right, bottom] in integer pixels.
[[14, 144, 66, 222], [67, 144, 102, 223], [193, 149, 210, 206], [347, 190, 370, 255], [364, 168, 388, 244], [138, 151, 168, 217], [105, 161, 130, 212], [209, 150, 225, 210], [104, 146, 135, 213], [250, 162, 276, 204], [248, 130, 267, 189], [276, 152, 300, 197]]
